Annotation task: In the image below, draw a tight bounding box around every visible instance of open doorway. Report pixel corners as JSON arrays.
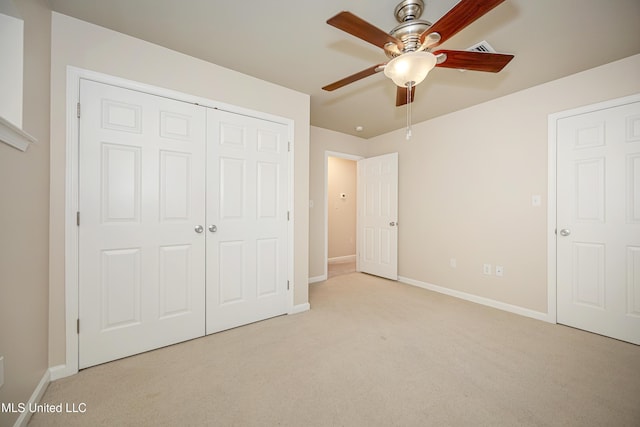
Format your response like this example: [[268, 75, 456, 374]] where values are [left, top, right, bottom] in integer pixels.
[[324, 152, 363, 279]]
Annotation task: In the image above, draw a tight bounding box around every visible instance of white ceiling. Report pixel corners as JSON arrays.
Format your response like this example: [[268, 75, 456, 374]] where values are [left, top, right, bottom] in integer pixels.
[[48, 0, 640, 139]]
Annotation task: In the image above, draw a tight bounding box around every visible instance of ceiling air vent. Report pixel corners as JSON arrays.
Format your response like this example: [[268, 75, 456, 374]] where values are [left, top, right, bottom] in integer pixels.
[[466, 40, 496, 53], [457, 40, 496, 72]]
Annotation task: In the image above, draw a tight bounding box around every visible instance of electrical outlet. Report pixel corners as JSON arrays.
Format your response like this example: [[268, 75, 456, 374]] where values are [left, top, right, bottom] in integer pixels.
[[496, 265, 504, 277], [450, 258, 457, 268], [483, 264, 492, 275]]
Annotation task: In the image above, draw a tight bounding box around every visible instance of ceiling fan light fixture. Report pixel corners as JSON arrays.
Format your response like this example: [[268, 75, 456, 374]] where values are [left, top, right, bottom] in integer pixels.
[[384, 51, 437, 87]]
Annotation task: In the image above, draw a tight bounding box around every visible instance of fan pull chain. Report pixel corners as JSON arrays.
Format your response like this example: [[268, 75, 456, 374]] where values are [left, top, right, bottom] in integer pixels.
[[406, 81, 413, 140]]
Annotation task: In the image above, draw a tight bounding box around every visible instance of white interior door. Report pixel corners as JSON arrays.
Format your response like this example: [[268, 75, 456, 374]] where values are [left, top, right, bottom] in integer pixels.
[[78, 80, 206, 368], [557, 99, 640, 345], [357, 152, 398, 280], [206, 109, 289, 334]]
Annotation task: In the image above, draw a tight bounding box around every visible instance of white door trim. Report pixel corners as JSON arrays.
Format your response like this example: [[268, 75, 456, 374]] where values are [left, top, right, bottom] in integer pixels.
[[547, 92, 640, 325], [323, 151, 364, 281], [60, 66, 295, 378]]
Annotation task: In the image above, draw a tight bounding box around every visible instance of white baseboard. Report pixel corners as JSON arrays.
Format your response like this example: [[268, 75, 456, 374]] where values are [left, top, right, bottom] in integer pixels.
[[308, 275, 326, 284], [13, 369, 50, 427], [48, 364, 75, 381], [328, 255, 356, 264], [398, 276, 550, 323], [290, 303, 310, 314]]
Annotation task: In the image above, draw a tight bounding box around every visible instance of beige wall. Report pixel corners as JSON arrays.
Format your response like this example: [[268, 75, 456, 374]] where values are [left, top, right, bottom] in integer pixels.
[[49, 13, 310, 367], [366, 54, 640, 314], [327, 157, 357, 259], [0, 0, 51, 425], [308, 126, 367, 279]]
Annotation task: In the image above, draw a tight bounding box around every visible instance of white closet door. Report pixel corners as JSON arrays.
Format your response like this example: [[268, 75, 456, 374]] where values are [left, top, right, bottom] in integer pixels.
[[357, 153, 399, 280], [78, 80, 206, 368], [557, 100, 640, 345], [206, 109, 289, 334]]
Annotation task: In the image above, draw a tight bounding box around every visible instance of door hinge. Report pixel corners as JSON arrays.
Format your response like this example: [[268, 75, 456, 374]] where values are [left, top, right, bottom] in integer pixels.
[[77, 319, 80, 334], [77, 102, 81, 119], [287, 280, 290, 290], [287, 211, 290, 221], [76, 211, 80, 226], [288, 141, 291, 152]]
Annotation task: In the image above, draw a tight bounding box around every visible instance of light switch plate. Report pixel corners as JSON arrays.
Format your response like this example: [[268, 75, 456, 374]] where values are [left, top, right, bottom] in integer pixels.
[[483, 264, 492, 275]]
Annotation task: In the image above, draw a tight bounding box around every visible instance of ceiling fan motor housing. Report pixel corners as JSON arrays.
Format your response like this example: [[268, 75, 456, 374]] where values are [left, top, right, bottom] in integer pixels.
[[394, 0, 425, 22], [385, 0, 432, 58]]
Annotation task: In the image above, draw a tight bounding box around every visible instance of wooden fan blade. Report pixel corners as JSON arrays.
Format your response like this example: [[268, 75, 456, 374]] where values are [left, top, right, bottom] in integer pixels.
[[396, 86, 416, 107], [328, 11, 404, 50], [434, 50, 514, 72], [420, 0, 506, 47], [322, 64, 385, 91]]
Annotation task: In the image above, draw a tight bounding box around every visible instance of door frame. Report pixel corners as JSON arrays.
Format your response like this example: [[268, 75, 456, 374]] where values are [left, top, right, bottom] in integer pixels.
[[323, 151, 364, 281], [546, 92, 640, 325], [59, 66, 295, 378]]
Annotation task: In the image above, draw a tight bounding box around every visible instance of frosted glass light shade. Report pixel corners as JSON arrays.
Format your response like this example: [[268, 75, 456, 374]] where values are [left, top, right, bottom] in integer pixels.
[[384, 51, 437, 87]]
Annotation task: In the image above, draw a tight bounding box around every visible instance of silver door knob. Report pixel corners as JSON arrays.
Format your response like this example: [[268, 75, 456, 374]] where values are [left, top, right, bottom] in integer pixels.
[[559, 229, 571, 236], [208, 225, 217, 233], [389, 222, 396, 227], [194, 225, 204, 233]]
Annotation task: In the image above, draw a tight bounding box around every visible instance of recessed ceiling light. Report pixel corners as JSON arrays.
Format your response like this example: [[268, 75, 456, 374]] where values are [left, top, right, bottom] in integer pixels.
[[355, 126, 364, 132]]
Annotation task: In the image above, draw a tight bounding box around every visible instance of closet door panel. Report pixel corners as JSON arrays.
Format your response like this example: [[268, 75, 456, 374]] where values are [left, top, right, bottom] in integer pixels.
[[206, 109, 289, 334], [78, 79, 206, 368]]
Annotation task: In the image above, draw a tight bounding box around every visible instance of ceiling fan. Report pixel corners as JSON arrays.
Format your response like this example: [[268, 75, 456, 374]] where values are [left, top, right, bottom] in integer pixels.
[[322, 0, 514, 107]]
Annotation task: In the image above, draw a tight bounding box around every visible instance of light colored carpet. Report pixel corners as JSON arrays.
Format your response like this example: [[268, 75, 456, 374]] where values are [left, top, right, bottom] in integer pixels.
[[30, 273, 640, 426]]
